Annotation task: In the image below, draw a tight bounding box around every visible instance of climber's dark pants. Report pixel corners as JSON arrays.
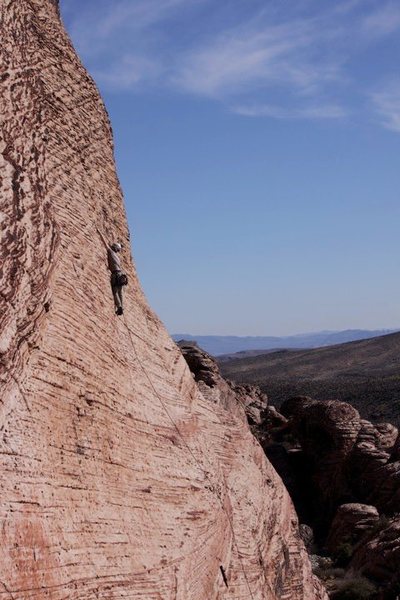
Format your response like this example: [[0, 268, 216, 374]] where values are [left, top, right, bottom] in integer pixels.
[[111, 271, 123, 310]]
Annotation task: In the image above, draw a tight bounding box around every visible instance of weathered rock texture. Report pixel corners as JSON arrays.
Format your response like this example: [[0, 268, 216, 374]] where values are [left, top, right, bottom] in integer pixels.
[[178, 340, 269, 424], [272, 397, 400, 596], [351, 516, 400, 598], [0, 1, 326, 598], [281, 398, 400, 519], [326, 504, 379, 553]]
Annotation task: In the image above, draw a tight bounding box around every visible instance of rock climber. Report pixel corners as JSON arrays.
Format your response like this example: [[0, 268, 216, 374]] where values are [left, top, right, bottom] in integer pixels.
[[98, 229, 128, 316]]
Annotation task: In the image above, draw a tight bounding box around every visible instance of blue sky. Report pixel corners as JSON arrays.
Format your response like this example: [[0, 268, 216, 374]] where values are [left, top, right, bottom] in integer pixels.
[[61, 0, 400, 335]]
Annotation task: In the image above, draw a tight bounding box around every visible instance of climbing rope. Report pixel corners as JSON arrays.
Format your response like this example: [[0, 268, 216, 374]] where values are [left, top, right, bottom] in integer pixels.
[[122, 313, 258, 600]]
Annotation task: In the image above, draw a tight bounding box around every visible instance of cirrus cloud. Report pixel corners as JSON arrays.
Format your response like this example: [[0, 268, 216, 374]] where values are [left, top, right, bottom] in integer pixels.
[[62, 0, 400, 129]]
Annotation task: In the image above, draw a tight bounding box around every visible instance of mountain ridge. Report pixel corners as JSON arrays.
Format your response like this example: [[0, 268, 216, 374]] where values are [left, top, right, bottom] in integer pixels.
[[220, 331, 400, 425], [172, 329, 398, 356]]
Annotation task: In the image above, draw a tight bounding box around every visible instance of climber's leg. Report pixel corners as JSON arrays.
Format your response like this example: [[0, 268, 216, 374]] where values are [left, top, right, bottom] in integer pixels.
[[110, 273, 123, 315], [115, 287, 123, 315]]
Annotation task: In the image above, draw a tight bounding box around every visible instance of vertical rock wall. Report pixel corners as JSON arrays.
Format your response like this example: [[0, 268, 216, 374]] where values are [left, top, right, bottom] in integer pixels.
[[0, 1, 326, 598]]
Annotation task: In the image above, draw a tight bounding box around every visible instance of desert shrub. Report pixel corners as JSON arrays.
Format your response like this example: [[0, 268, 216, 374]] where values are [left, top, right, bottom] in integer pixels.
[[330, 576, 377, 600]]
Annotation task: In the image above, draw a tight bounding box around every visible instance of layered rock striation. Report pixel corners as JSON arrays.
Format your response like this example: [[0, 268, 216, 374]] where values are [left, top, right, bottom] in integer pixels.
[[0, 1, 326, 598]]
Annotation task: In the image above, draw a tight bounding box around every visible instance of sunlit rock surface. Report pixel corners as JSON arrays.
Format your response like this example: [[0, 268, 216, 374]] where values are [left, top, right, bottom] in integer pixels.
[[0, 0, 326, 598]]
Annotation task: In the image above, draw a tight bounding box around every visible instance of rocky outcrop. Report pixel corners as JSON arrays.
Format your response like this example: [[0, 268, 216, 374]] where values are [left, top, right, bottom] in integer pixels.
[[266, 397, 400, 596], [392, 432, 400, 460], [178, 340, 269, 424], [180, 344, 400, 597], [357, 420, 398, 451], [374, 422, 398, 450], [299, 525, 314, 552], [279, 398, 400, 518], [326, 504, 379, 553], [348, 429, 400, 515], [280, 398, 361, 519], [0, 1, 326, 598], [350, 516, 400, 598]]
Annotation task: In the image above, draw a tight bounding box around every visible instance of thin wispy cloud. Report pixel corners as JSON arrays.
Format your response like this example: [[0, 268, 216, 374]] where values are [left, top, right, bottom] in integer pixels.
[[371, 83, 400, 132], [233, 103, 348, 120], [92, 0, 188, 37], [68, 0, 201, 56], [62, 0, 400, 129], [93, 55, 162, 91], [362, 3, 400, 37], [173, 20, 326, 98]]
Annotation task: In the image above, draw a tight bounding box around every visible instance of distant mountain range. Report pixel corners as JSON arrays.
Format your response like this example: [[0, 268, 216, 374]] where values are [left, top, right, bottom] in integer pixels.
[[171, 329, 398, 356], [219, 330, 400, 425]]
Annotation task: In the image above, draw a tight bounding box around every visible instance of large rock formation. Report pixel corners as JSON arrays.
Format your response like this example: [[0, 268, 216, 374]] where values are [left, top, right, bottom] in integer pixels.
[[280, 397, 400, 519], [179, 343, 400, 597], [326, 504, 379, 554], [178, 340, 269, 424], [269, 397, 400, 596], [0, 1, 326, 598], [350, 517, 400, 598]]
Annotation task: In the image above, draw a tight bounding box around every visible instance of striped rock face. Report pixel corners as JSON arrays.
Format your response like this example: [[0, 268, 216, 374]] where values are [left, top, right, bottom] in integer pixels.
[[0, 1, 327, 598]]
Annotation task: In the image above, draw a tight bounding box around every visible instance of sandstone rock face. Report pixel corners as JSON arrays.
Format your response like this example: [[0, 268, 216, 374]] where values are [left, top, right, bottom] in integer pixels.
[[280, 397, 400, 518], [299, 525, 314, 552], [281, 399, 361, 513], [262, 406, 288, 431], [0, 2, 326, 598], [178, 340, 269, 424], [348, 439, 400, 515], [251, 396, 400, 596], [374, 422, 398, 450], [350, 516, 400, 597], [326, 504, 379, 553], [392, 433, 400, 460], [357, 420, 398, 451]]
